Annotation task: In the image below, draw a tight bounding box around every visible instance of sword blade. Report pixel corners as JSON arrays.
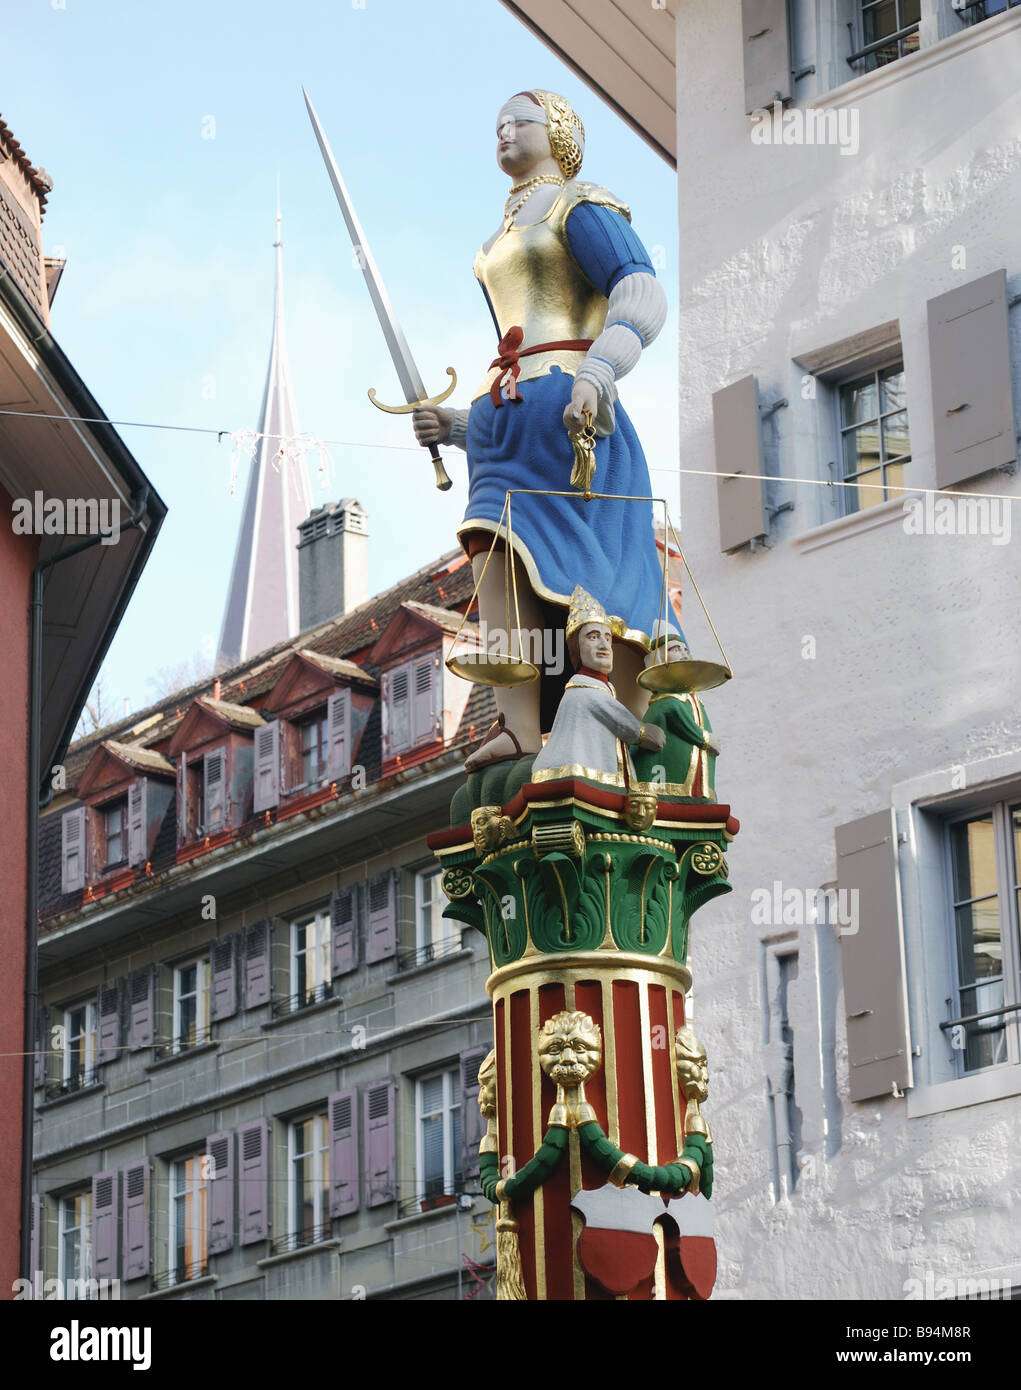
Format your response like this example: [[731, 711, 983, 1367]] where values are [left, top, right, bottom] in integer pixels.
[[303, 88, 428, 405]]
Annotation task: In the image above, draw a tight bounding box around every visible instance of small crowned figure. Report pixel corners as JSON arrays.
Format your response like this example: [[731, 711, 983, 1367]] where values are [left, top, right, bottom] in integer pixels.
[[531, 587, 665, 788], [632, 621, 721, 802]]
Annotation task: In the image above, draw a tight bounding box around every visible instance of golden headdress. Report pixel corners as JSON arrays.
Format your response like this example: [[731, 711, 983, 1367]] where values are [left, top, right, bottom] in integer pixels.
[[565, 585, 610, 639], [531, 89, 585, 180]]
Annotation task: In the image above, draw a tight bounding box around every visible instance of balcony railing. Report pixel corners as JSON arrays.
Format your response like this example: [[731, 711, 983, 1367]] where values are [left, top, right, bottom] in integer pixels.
[[271, 980, 335, 1019], [396, 935, 466, 973], [153, 1026, 213, 1060], [847, 22, 920, 70], [45, 1069, 98, 1101], [269, 1222, 333, 1256], [151, 1259, 209, 1292]]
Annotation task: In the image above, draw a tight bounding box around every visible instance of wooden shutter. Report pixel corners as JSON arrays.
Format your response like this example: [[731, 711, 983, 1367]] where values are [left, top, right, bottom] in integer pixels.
[[238, 1119, 270, 1244], [412, 656, 438, 745], [203, 747, 226, 830], [92, 1170, 119, 1282], [126, 778, 147, 866], [97, 981, 122, 1064], [121, 1161, 150, 1281], [364, 1079, 396, 1207], [742, 0, 791, 114], [128, 966, 155, 1050], [30, 1194, 42, 1280], [366, 871, 397, 964], [713, 375, 768, 552], [460, 1046, 490, 1182], [835, 810, 913, 1102], [34, 1004, 49, 1088], [328, 1090, 360, 1218], [60, 805, 86, 893], [385, 663, 411, 756], [927, 269, 1017, 488], [177, 753, 189, 844], [326, 690, 352, 781], [211, 936, 238, 1020], [253, 721, 280, 812], [330, 887, 359, 977], [206, 1131, 235, 1255], [244, 920, 270, 1008]]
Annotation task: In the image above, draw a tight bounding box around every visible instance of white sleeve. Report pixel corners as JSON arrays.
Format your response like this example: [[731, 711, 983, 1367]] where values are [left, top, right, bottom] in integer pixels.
[[574, 273, 668, 435], [447, 408, 470, 451]]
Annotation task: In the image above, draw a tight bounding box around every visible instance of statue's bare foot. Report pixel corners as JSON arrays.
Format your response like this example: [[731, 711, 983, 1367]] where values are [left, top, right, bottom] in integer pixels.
[[465, 715, 525, 772]]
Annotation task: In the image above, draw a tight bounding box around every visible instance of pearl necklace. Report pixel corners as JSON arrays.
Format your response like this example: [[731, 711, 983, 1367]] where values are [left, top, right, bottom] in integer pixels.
[[503, 174, 565, 228]]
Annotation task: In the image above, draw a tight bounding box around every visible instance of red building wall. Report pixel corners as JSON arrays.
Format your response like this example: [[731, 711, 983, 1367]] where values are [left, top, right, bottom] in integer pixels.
[[0, 482, 37, 1294]]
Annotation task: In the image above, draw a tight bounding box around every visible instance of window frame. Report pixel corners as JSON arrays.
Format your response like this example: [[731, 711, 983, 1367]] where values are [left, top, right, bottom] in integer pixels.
[[57, 1190, 93, 1297], [289, 908, 333, 1009], [62, 999, 97, 1090], [415, 1065, 463, 1210], [835, 358, 911, 517], [297, 707, 330, 789], [100, 796, 128, 871], [169, 1153, 208, 1286], [287, 1112, 331, 1244], [414, 865, 460, 964], [172, 956, 211, 1053]]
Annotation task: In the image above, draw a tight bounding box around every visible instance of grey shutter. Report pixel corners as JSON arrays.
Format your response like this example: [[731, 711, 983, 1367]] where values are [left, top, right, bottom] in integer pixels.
[[741, 0, 791, 114], [128, 966, 155, 1050], [927, 269, 1017, 488], [366, 871, 397, 963], [97, 981, 121, 1064], [211, 935, 238, 1021], [244, 920, 270, 1008], [34, 1004, 49, 1088], [253, 721, 280, 812], [364, 1079, 396, 1207], [60, 805, 86, 893], [238, 1119, 269, 1244], [713, 375, 768, 552], [835, 810, 913, 1102], [330, 886, 359, 977], [127, 778, 147, 866], [30, 1194, 42, 1281], [203, 747, 226, 830], [412, 656, 437, 745], [386, 663, 411, 755], [206, 1131, 235, 1255], [326, 690, 352, 780], [92, 1171, 119, 1282], [328, 1090, 360, 1218], [460, 1046, 489, 1182], [121, 1160, 150, 1281], [177, 753, 189, 844]]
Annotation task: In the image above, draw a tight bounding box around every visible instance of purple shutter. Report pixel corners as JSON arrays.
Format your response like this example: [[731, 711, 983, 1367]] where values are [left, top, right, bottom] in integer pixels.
[[238, 1119, 269, 1244], [34, 1004, 49, 1088], [61, 805, 86, 893], [412, 656, 437, 745], [121, 1160, 150, 1281], [326, 690, 351, 780], [364, 1079, 396, 1207], [385, 663, 411, 755], [253, 722, 280, 812], [177, 753, 189, 845], [244, 921, 270, 1008], [128, 966, 155, 1050], [203, 748, 226, 830], [127, 778, 147, 866], [206, 1132, 235, 1255], [460, 1046, 490, 1181], [366, 871, 397, 964], [97, 981, 121, 1064], [211, 936, 238, 1020], [328, 1090, 360, 1217], [330, 887, 359, 977], [30, 1194, 42, 1281], [92, 1170, 119, 1282]]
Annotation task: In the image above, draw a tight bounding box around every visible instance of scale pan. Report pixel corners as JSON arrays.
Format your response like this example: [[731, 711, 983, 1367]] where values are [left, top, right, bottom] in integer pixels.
[[638, 659, 733, 694], [445, 653, 540, 688]]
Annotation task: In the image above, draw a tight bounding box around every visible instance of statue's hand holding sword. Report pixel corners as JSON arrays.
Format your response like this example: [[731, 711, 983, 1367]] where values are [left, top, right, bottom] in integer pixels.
[[304, 88, 455, 492]]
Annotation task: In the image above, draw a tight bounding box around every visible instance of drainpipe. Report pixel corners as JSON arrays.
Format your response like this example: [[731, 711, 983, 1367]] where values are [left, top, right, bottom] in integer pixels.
[[20, 486, 150, 1283]]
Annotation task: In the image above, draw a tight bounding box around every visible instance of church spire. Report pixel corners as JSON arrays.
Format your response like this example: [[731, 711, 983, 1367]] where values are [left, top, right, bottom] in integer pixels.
[[217, 204, 314, 670]]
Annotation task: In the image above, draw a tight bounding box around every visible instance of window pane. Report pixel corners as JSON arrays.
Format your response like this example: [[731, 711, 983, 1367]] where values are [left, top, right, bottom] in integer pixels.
[[881, 410, 910, 461], [884, 461, 905, 498], [950, 816, 997, 901], [902, 0, 921, 24], [863, 0, 898, 41], [421, 1074, 444, 1113], [878, 365, 905, 413], [452, 1104, 463, 1189], [840, 375, 878, 427], [846, 468, 883, 514], [1011, 807, 1021, 885], [842, 423, 880, 479], [954, 901, 1002, 985], [959, 980, 1007, 1072], [422, 1114, 444, 1194]]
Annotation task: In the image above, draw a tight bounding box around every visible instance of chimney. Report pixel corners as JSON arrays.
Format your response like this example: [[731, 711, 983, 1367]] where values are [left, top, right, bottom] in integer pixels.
[[297, 499, 369, 631]]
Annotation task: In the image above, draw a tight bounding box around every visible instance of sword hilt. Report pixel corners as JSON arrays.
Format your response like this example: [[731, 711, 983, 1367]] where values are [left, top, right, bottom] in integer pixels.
[[367, 367, 457, 492], [427, 440, 453, 492]]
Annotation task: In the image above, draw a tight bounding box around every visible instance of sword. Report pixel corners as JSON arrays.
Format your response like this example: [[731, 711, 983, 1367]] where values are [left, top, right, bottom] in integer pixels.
[[303, 88, 455, 492]]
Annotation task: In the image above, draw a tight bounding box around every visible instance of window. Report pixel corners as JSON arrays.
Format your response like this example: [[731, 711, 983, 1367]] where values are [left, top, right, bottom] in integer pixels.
[[170, 1155, 208, 1285], [384, 655, 437, 757], [291, 910, 332, 1008], [299, 709, 329, 786], [414, 867, 460, 965], [417, 1068, 462, 1207], [838, 363, 910, 514], [945, 804, 1021, 1075], [63, 1001, 97, 1090], [58, 1191, 92, 1297], [850, 0, 920, 71], [289, 1114, 330, 1244], [173, 958, 211, 1052], [101, 798, 127, 869]]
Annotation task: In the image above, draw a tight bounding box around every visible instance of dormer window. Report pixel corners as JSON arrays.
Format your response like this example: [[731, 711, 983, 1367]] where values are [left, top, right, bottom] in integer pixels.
[[102, 798, 128, 869]]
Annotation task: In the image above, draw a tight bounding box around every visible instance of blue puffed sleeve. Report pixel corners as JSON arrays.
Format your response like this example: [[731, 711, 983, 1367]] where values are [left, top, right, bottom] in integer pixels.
[[565, 202, 656, 297]]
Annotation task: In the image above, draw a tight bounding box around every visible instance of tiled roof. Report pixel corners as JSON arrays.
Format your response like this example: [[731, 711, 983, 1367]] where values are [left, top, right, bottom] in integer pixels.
[[102, 740, 175, 776], [0, 114, 52, 212], [198, 697, 266, 729]]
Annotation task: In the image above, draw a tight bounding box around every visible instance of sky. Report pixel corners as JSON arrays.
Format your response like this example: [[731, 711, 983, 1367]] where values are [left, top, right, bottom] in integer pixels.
[[4, 0, 679, 723]]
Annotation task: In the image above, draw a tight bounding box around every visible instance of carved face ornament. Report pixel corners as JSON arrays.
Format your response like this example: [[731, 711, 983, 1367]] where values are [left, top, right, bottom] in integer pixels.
[[538, 1011, 602, 1086]]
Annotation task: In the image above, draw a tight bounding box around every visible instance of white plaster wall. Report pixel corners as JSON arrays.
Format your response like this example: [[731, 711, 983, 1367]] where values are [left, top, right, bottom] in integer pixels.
[[673, 3, 1021, 1299]]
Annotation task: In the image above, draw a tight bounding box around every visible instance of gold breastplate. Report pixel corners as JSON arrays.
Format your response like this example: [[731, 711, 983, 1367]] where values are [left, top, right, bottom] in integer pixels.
[[472, 181, 631, 402]]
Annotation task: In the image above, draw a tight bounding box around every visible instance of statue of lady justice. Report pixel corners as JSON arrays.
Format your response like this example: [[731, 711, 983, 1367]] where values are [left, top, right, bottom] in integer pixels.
[[413, 89, 668, 771]]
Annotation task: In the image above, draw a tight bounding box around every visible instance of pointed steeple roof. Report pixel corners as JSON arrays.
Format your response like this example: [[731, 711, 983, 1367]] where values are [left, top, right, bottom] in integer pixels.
[[217, 205, 314, 670]]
